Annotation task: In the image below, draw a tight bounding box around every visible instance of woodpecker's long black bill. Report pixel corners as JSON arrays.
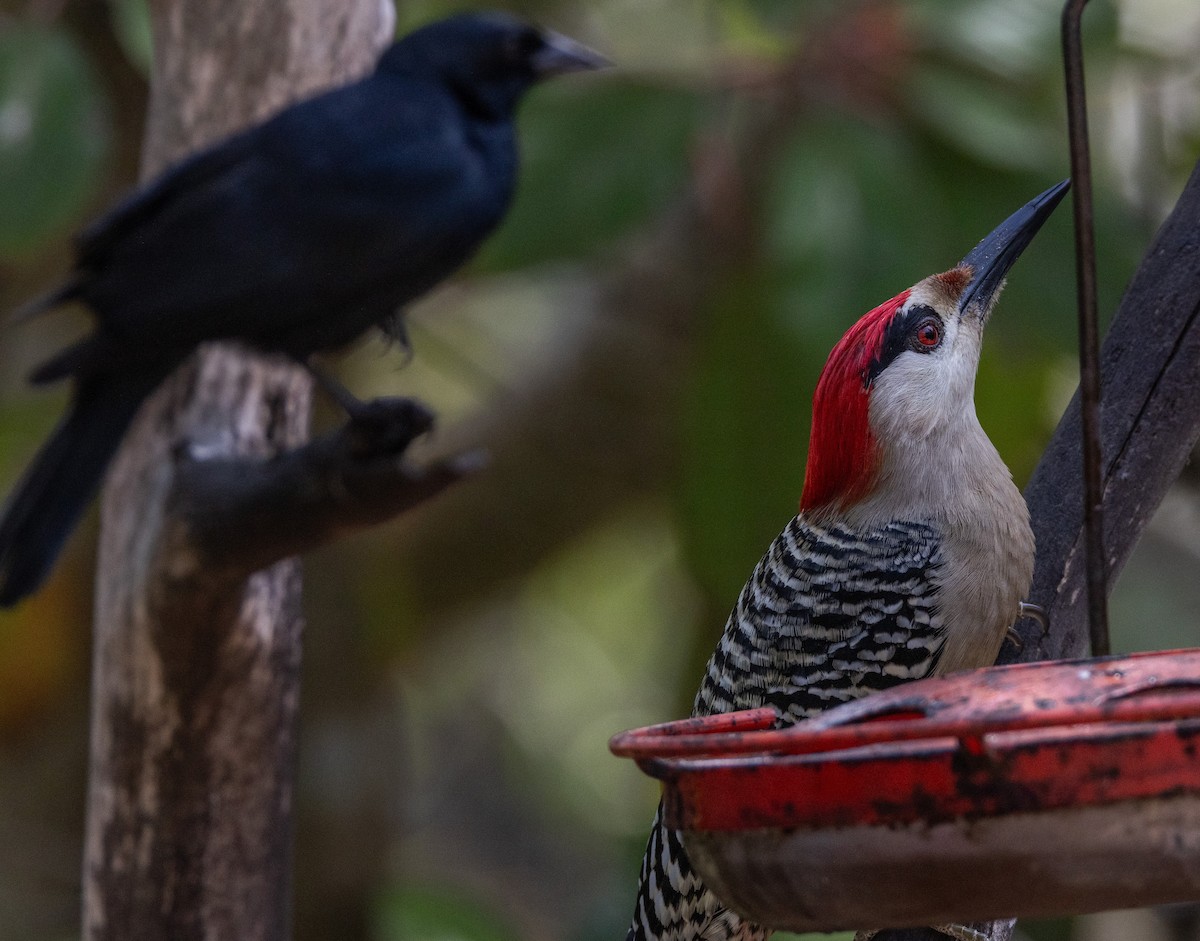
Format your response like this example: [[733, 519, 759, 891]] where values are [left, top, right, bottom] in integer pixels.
[[958, 179, 1070, 316], [531, 30, 610, 77]]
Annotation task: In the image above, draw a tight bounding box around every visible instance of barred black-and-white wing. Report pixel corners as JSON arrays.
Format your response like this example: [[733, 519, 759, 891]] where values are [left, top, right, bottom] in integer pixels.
[[626, 516, 945, 941]]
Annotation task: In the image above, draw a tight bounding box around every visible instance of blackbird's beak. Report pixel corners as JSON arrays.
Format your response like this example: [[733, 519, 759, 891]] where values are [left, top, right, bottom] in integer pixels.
[[531, 30, 611, 78]]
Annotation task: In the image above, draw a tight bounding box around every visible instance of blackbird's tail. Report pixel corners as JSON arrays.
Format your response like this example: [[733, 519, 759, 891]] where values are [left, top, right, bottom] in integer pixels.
[[8, 275, 82, 325], [0, 368, 165, 607]]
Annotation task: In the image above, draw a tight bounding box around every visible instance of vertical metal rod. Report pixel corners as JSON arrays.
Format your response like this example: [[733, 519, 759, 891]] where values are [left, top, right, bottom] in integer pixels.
[[1062, 0, 1110, 656]]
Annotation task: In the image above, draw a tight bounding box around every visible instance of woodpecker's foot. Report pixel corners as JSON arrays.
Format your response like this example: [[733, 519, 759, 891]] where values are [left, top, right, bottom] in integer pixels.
[[932, 925, 993, 941], [855, 923, 994, 941]]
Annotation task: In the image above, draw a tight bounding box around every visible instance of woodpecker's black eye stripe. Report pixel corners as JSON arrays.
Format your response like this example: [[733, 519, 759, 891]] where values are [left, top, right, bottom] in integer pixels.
[[866, 304, 943, 385]]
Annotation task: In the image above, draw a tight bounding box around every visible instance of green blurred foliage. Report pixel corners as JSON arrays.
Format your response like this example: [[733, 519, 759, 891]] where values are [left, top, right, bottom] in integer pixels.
[[0, 24, 108, 257], [106, 0, 154, 75], [0, 1, 1198, 940], [680, 263, 811, 603], [375, 885, 522, 941], [476, 81, 702, 272]]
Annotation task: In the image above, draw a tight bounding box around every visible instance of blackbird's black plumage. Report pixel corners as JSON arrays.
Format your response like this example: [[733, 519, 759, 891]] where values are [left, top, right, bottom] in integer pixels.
[[0, 12, 605, 606]]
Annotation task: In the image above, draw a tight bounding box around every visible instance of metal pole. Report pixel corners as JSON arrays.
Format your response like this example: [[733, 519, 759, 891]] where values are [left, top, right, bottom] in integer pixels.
[[1062, 0, 1110, 656]]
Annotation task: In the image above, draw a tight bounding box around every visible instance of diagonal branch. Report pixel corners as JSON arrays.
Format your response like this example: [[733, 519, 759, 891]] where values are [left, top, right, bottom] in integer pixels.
[[162, 397, 485, 590], [1015, 158, 1200, 664]]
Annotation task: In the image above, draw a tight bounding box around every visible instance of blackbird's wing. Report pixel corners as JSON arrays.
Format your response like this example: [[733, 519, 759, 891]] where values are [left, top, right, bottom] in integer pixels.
[[75, 129, 261, 270], [78, 77, 509, 349]]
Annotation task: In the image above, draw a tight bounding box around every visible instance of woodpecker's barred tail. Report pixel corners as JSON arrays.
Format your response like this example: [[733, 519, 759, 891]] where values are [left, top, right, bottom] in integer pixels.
[[627, 805, 754, 941]]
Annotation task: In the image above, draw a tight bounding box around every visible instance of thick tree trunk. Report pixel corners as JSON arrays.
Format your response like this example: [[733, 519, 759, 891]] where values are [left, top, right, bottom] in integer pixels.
[[81, 3, 394, 940]]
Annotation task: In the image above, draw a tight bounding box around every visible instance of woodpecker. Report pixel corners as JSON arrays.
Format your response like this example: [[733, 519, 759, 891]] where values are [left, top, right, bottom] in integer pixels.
[[625, 180, 1069, 941]]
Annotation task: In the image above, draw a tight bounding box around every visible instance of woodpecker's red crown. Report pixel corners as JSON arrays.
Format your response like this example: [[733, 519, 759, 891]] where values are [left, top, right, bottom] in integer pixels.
[[798, 180, 1070, 517], [800, 289, 910, 514]]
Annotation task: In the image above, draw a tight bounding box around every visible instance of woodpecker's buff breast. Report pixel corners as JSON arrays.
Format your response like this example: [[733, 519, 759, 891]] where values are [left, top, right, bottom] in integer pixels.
[[624, 181, 1068, 941]]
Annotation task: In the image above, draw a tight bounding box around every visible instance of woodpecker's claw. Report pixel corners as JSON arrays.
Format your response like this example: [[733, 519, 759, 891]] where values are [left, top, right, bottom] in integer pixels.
[[1004, 602, 1049, 651], [1018, 601, 1049, 633]]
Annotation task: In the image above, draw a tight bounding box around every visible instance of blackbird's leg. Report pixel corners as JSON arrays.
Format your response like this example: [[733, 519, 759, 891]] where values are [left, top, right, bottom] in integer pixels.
[[304, 359, 369, 419], [302, 357, 436, 456], [377, 309, 414, 363]]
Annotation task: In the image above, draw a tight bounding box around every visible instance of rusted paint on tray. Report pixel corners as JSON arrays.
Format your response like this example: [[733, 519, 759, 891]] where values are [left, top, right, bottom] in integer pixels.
[[610, 650, 1200, 831]]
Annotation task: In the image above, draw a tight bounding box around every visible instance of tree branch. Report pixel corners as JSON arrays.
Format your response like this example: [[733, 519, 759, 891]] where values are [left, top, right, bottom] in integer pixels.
[[164, 397, 485, 588]]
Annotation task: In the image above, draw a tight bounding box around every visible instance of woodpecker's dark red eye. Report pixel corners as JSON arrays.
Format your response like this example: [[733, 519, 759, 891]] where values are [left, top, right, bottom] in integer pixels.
[[914, 318, 941, 349]]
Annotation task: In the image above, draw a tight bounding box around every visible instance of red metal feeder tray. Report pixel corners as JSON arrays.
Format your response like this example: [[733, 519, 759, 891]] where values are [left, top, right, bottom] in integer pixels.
[[611, 649, 1200, 933]]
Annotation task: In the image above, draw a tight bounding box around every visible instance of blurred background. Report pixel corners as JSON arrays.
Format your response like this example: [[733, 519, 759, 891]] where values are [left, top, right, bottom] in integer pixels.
[[0, 0, 1198, 939]]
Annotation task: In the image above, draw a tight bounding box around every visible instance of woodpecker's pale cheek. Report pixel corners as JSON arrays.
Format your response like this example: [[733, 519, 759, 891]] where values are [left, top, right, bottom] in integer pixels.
[[869, 341, 974, 443], [870, 358, 940, 440], [929, 315, 983, 402]]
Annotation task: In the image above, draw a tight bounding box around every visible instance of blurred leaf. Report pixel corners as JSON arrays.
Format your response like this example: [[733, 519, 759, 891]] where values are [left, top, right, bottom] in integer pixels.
[[905, 66, 1059, 172], [0, 398, 89, 733], [1019, 915, 1077, 941], [975, 344, 1055, 487], [910, 0, 1118, 78], [374, 885, 521, 941], [909, 0, 1061, 81], [476, 80, 699, 271], [584, 0, 736, 77], [107, 0, 154, 75], [0, 393, 67, 487], [0, 25, 108, 257], [777, 932, 854, 941], [764, 111, 943, 307], [678, 265, 810, 605], [0, 586, 79, 736], [1111, 494, 1200, 654], [419, 510, 697, 834], [718, 0, 793, 60], [394, 0, 477, 34]]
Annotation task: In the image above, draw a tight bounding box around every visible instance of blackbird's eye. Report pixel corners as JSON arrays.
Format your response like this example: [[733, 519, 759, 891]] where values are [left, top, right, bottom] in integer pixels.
[[506, 28, 544, 62], [913, 317, 942, 351]]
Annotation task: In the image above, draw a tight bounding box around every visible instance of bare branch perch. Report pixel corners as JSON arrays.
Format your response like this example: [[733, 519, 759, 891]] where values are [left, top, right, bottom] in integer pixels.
[[164, 397, 485, 587]]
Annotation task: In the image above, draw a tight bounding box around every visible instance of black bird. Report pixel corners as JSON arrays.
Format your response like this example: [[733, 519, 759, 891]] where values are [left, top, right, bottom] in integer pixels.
[[0, 12, 606, 606]]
